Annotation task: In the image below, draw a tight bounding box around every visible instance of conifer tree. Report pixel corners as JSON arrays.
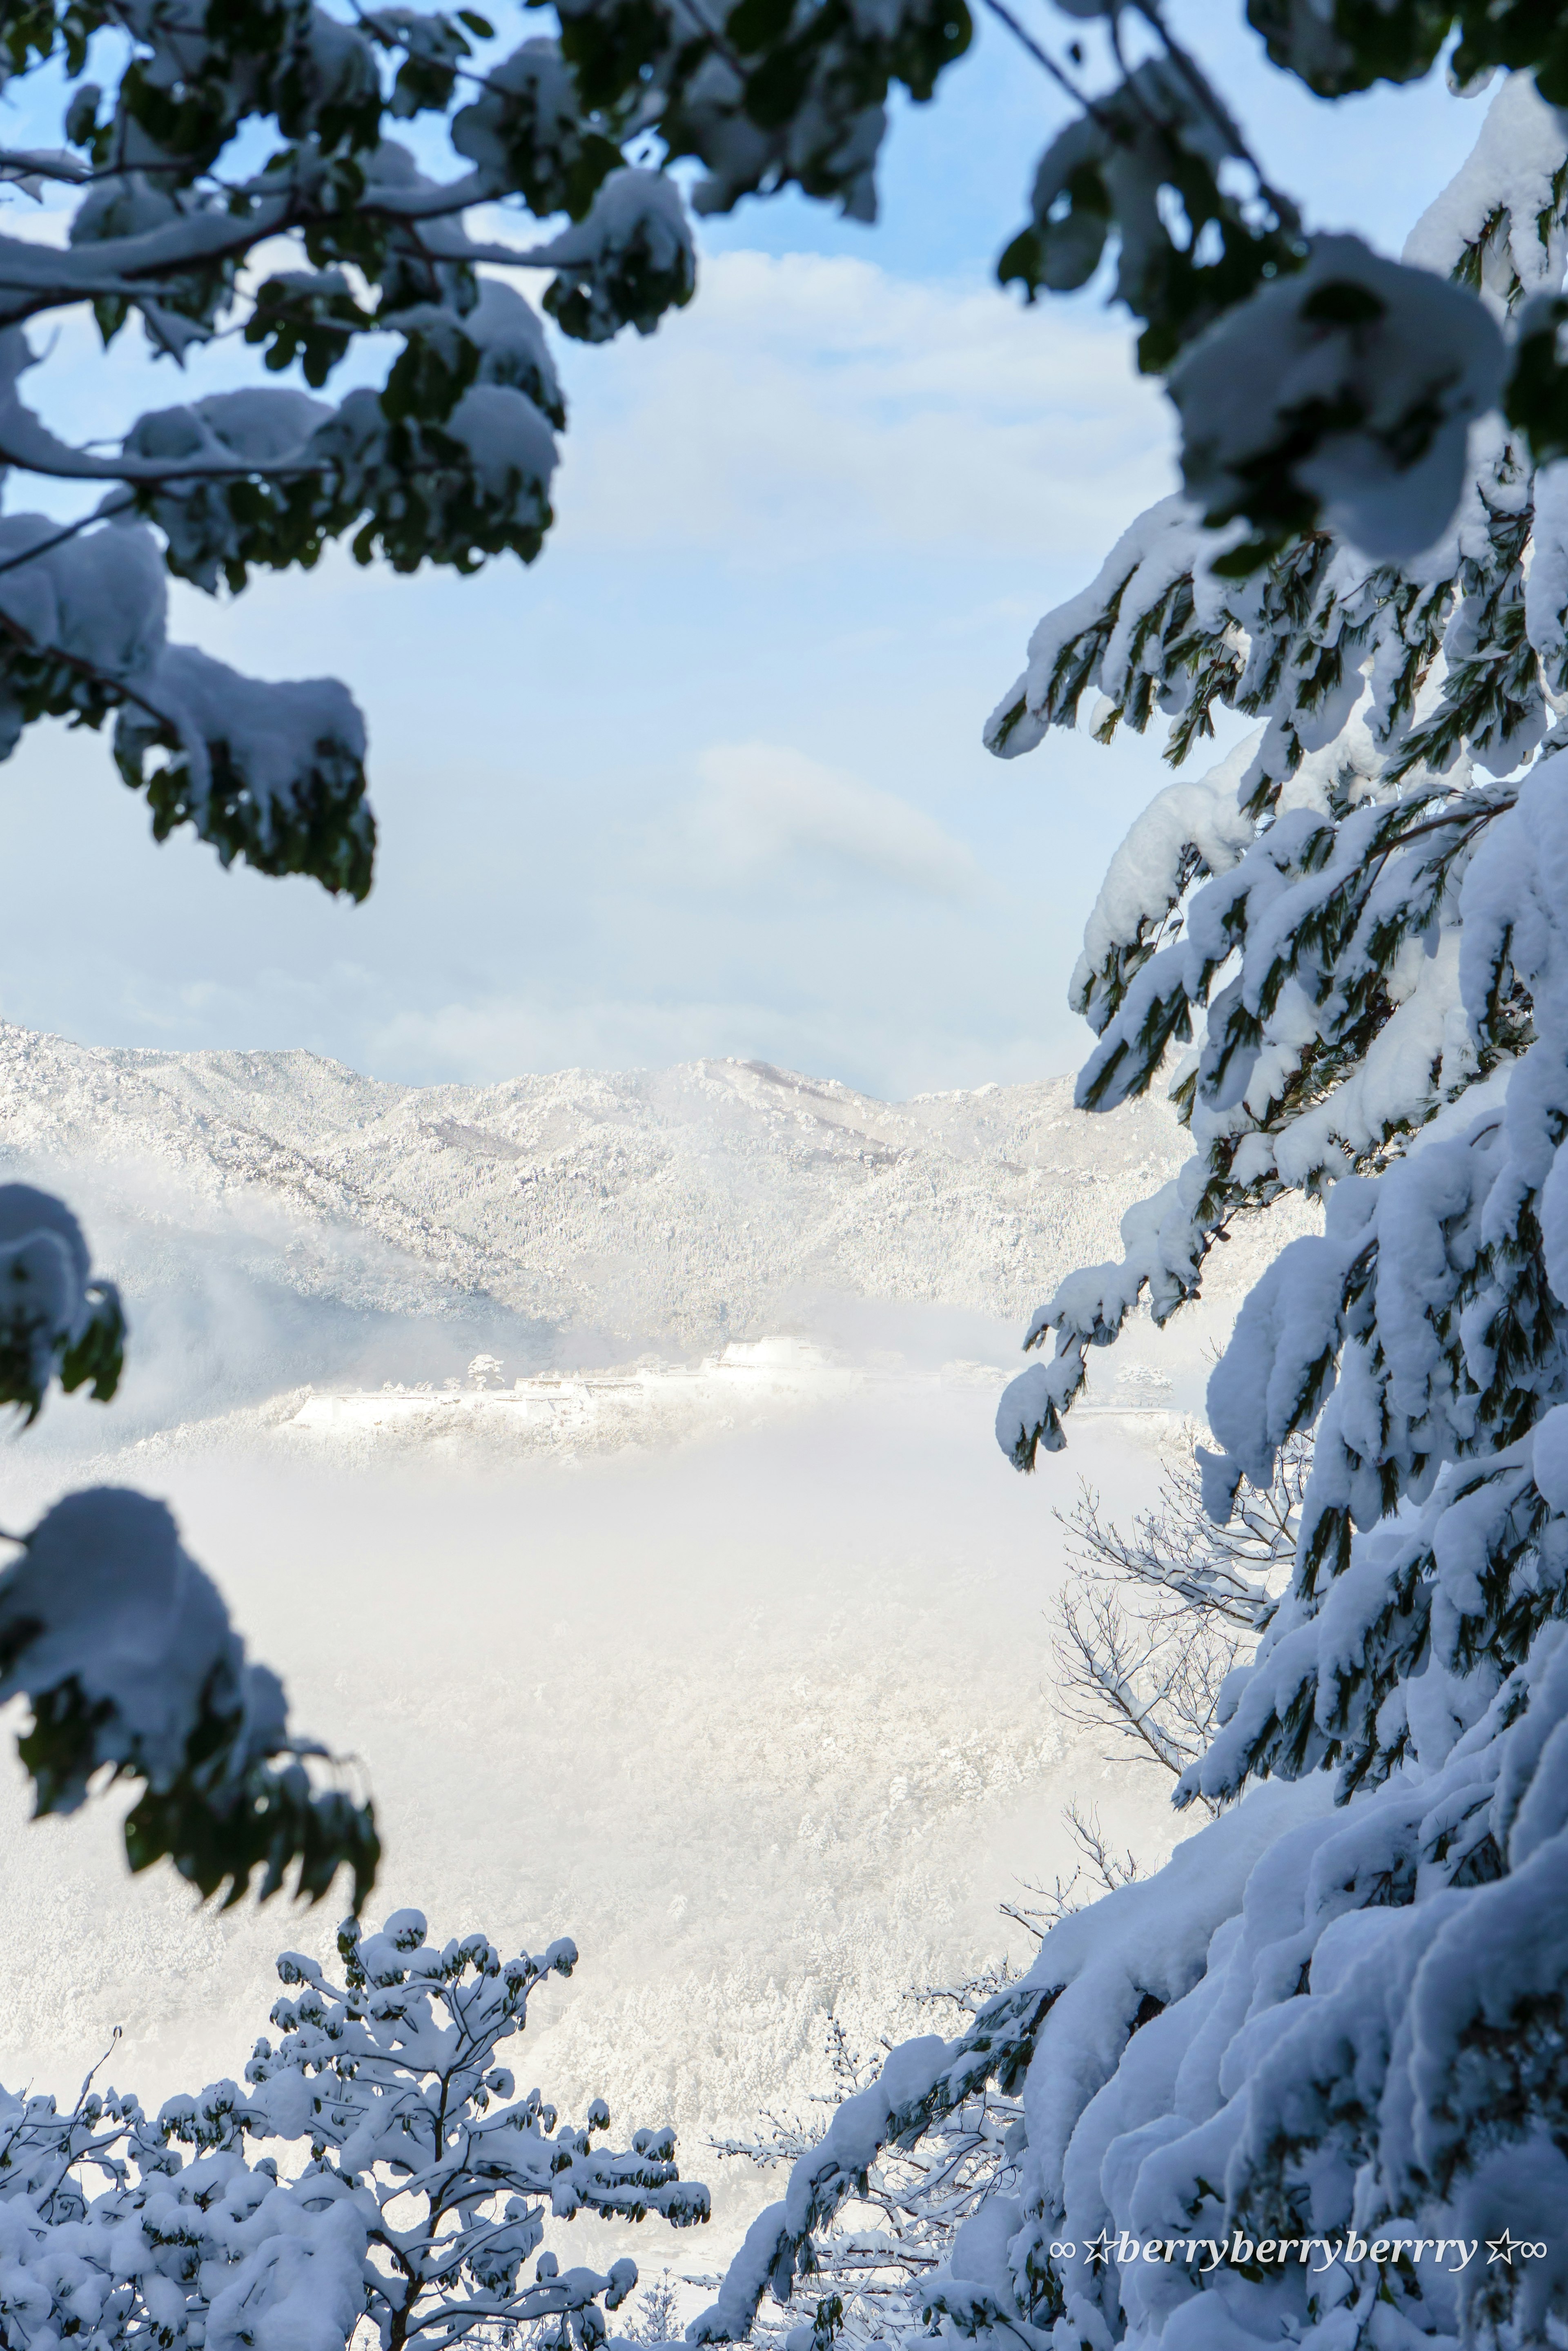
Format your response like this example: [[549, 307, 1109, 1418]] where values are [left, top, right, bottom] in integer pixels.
[[687, 35, 1568, 2351]]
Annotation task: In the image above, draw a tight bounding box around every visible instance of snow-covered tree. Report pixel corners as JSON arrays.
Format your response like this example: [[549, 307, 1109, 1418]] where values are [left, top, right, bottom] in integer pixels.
[[0, 1907, 708, 2349], [617, 2267, 686, 2344], [683, 32, 1568, 2351]]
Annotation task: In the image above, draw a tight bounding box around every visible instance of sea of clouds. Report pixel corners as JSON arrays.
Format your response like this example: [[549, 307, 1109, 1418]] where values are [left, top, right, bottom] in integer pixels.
[[0, 1158, 1203, 2296]]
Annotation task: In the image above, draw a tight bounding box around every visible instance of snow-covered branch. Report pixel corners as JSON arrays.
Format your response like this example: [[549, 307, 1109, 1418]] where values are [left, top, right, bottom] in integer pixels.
[[709, 2013, 1022, 2351], [0, 7, 705, 890], [0, 1180, 375, 1905]]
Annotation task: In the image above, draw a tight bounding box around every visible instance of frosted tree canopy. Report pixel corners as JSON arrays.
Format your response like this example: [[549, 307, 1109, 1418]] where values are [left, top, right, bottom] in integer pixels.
[[0, 1909, 710, 2349]]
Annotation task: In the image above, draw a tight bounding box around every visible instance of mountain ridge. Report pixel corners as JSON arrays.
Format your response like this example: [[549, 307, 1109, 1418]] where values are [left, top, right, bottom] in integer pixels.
[[0, 1025, 1311, 1428], [0, 1023, 1194, 1338]]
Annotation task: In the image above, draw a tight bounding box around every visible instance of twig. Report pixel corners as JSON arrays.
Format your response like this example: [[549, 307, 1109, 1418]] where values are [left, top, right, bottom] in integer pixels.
[[0, 496, 134, 576], [1129, 0, 1301, 232], [975, 0, 1120, 135]]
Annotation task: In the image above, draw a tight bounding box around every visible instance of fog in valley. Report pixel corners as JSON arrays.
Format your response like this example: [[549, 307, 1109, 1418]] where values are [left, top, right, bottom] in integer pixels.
[[0, 1026, 1307, 2287]]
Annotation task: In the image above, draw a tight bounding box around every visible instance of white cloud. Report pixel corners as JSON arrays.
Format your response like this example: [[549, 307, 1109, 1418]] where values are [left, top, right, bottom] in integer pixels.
[[548, 249, 1173, 560], [362, 983, 1065, 1098], [686, 740, 982, 899], [0, 243, 1176, 1101], [365, 991, 783, 1084]]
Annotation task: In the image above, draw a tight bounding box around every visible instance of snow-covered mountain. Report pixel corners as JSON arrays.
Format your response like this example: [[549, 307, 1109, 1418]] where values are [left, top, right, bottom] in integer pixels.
[[0, 1022, 1296, 2279], [0, 1020, 1195, 1364], [0, 1020, 1317, 1436], [0, 1022, 1184, 1328]]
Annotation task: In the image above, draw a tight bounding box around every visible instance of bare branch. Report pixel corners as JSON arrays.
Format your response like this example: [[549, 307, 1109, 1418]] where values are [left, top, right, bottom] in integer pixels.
[[1016, 1424, 1310, 1944], [713, 2004, 1024, 2351], [1002, 1802, 1145, 1938], [1056, 1420, 1308, 1630]]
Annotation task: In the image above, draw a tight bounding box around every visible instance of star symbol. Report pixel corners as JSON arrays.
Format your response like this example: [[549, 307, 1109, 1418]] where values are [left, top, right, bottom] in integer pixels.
[[1082, 2227, 1115, 2268], [1487, 2230, 1521, 2266]]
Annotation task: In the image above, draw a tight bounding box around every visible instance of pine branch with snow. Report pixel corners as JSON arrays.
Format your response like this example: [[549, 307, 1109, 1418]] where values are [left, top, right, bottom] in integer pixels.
[[0, 8, 703, 894], [0, 1180, 122, 1422], [711, 2014, 1021, 2351]]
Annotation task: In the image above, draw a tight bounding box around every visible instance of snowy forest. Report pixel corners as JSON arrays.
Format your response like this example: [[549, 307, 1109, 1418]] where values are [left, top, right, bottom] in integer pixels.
[[4, 1, 1568, 2349]]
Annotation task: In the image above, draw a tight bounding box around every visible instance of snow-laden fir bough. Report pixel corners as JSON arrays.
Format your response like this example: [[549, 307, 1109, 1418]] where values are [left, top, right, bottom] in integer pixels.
[[687, 47, 1568, 2351]]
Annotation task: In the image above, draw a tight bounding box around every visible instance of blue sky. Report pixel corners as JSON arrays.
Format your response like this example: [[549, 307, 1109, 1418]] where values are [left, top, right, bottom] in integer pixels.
[[0, 11, 1489, 1098]]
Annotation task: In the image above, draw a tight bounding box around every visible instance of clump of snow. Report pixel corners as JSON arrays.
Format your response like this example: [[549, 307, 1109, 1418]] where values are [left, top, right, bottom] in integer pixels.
[[0, 1488, 286, 1802], [1404, 70, 1568, 303], [1173, 233, 1506, 560]]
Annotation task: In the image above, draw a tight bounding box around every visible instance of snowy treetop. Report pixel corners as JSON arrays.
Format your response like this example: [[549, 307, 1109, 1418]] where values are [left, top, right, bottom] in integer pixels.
[[0, 1907, 708, 2349]]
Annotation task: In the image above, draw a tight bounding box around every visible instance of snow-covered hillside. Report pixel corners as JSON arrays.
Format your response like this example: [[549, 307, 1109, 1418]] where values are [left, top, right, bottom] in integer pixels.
[[0, 1022, 1306, 1432], [0, 1021, 1299, 2296], [0, 1022, 1186, 1334]]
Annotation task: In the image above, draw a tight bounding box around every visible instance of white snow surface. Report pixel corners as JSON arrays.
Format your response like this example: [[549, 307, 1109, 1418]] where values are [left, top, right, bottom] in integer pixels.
[[0, 1020, 1262, 2290]]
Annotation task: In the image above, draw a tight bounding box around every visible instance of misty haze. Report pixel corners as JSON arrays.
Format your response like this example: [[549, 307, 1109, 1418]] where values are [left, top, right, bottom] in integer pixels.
[[0, 1019, 1269, 2269]]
